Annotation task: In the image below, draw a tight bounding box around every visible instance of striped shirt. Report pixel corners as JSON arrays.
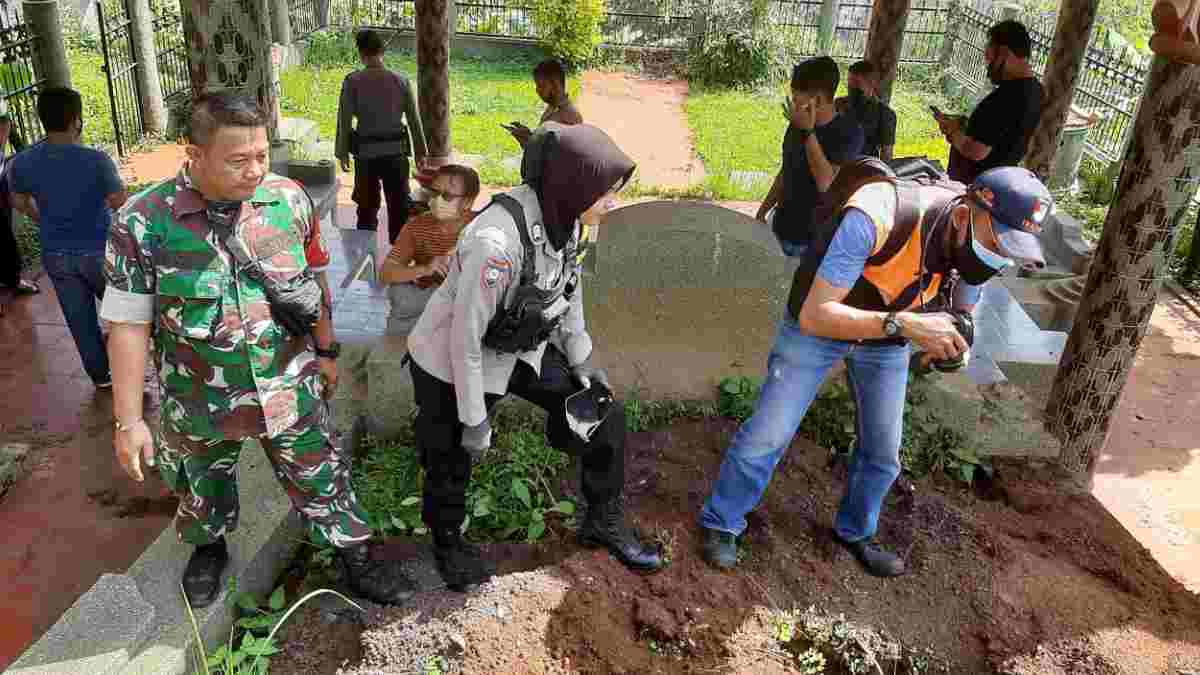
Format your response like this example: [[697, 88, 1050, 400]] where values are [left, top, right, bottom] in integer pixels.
[[388, 211, 475, 288]]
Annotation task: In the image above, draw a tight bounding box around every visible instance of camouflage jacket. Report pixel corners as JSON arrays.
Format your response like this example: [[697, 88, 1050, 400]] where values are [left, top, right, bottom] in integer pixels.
[[104, 169, 331, 439]]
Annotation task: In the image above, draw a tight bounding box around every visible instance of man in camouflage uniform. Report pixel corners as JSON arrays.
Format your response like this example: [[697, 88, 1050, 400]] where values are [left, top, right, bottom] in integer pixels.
[[101, 92, 414, 608]]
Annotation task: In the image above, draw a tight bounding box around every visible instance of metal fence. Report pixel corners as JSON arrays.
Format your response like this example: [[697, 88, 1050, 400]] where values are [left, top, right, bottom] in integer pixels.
[[0, 5, 46, 149], [945, 0, 1147, 163], [602, 0, 694, 49], [290, 0, 325, 39], [770, 0, 823, 56], [152, 0, 190, 102], [456, 1, 534, 39], [97, 0, 144, 157], [901, 0, 948, 62]]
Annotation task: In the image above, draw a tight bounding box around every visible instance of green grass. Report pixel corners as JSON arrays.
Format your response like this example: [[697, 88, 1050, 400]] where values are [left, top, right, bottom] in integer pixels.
[[281, 38, 579, 186], [685, 74, 955, 201]]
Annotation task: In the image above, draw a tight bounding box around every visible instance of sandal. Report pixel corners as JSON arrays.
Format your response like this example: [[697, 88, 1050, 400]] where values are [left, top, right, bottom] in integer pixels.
[[15, 279, 39, 294]]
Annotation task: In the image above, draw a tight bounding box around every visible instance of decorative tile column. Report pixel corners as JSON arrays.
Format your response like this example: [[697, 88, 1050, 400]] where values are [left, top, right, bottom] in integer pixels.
[[1046, 55, 1200, 489], [182, 0, 279, 138], [1024, 0, 1101, 179], [863, 0, 911, 105]]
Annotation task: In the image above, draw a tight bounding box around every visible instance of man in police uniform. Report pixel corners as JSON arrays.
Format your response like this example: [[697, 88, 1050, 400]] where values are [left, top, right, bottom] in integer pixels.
[[102, 92, 414, 608], [407, 123, 664, 590], [700, 166, 1054, 578]]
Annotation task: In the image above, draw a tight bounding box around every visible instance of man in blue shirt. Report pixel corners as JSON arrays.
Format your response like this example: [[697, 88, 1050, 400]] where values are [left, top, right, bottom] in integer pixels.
[[11, 87, 127, 387], [757, 57, 864, 257], [701, 167, 1053, 578]]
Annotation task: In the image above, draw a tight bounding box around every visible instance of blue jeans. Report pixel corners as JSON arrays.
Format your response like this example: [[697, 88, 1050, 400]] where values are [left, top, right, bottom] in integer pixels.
[[701, 317, 910, 543], [42, 252, 110, 383]]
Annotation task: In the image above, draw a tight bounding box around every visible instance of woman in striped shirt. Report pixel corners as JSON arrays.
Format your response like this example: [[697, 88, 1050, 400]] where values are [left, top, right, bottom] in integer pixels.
[[380, 164, 481, 336]]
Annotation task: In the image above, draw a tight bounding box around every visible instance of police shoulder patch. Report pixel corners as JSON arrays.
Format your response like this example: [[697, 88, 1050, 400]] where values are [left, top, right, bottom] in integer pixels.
[[482, 256, 511, 290]]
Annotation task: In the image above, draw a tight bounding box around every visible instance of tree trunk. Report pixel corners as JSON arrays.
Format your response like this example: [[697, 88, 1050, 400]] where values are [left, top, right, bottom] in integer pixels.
[[416, 0, 451, 163], [1023, 0, 1100, 180], [1046, 56, 1200, 490], [863, 0, 911, 105]]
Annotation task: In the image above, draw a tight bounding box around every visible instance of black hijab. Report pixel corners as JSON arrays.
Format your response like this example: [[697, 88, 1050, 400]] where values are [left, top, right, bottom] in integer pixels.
[[521, 122, 636, 251]]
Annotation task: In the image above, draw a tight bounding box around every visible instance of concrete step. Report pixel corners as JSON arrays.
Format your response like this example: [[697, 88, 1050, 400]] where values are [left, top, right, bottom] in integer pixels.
[[7, 445, 303, 675], [279, 117, 321, 149]]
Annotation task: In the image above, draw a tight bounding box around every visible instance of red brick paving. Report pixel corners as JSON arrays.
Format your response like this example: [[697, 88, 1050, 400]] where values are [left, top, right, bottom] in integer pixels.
[[0, 276, 174, 670]]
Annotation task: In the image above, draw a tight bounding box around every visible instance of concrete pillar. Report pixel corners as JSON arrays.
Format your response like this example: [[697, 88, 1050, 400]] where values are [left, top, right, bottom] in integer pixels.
[[818, 0, 840, 55], [416, 0, 451, 163], [128, 0, 167, 135], [938, 1, 959, 73], [23, 0, 72, 88], [863, 0, 911, 105], [1045, 56, 1200, 490], [1023, 0, 1100, 180], [269, 0, 292, 45]]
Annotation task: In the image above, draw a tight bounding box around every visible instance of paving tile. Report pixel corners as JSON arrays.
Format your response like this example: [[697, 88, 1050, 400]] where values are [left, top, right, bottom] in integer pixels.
[[964, 354, 1007, 385]]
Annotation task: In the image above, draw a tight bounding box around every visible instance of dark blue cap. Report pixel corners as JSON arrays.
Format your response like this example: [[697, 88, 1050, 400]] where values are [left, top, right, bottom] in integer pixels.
[[968, 167, 1054, 266]]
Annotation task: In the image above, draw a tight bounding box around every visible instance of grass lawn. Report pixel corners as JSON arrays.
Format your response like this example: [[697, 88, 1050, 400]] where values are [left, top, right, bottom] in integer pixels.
[[685, 73, 956, 201], [280, 44, 578, 186]]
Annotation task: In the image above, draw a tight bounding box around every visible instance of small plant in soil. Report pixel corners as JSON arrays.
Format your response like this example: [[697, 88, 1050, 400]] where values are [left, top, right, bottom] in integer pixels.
[[184, 577, 364, 675], [422, 655, 449, 675], [768, 606, 950, 675], [652, 523, 678, 567]]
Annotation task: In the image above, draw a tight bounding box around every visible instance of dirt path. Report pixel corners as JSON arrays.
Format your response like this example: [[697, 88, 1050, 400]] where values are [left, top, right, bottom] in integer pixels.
[[577, 71, 705, 191], [1093, 291, 1200, 594]]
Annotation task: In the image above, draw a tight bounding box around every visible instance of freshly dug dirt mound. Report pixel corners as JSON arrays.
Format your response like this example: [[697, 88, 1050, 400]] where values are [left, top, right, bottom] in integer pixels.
[[274, 419, 1200, 674]]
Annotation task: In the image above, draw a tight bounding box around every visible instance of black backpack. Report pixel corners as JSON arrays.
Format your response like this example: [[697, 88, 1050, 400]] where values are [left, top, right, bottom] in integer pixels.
[[786, 157, 967, 320]]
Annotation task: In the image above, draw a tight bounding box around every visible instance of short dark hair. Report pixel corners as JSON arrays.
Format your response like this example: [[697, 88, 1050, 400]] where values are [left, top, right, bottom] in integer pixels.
[[36, 87, 82, 133], [188, 91, 267, 146], [532, 59, 567, 86], [848, 60, 878, 79], [791, 56, 840, 100], [988, 20, 1032, 59], [437, 164, 481, 201], [356, 29, 385, 56]]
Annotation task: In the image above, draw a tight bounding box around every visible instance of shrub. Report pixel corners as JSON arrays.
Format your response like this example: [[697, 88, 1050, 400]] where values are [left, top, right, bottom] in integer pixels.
[[529, 0, 606, 67], [687, 0, 782, 88]]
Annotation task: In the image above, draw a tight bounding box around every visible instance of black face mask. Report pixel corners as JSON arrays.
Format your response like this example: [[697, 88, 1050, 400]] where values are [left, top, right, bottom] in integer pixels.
[[950, 206, 1007, 285], [986, 54, 1006, 85]]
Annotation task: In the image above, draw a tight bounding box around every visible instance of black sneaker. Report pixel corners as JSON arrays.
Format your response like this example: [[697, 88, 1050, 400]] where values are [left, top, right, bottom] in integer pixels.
[[833, 532, 906, 577], [433, 530, 494, 592], [182, 537, 231, 609], [701, 528, 738, 570]]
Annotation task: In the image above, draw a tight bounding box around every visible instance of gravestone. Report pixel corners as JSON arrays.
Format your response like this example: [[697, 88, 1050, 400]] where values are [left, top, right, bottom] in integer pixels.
[[585, 200, 795, 400]]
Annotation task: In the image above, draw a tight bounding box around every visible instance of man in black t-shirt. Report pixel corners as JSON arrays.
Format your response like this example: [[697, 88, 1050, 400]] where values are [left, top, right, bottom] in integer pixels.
[[836, 61, 897, 161], [937, 20, 1043, 184], [757, 57, 864, 258]]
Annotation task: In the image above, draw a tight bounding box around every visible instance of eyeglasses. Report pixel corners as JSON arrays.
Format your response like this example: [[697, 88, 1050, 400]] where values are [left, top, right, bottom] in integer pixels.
[[428, 187, 467, 201]]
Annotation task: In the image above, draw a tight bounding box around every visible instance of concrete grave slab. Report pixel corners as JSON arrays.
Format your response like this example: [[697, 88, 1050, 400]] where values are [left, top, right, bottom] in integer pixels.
[[7, 443, 302, 675], [585, 200, 795, 400]]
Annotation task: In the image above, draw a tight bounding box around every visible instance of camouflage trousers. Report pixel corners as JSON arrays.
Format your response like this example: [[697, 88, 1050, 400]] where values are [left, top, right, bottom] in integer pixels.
[[156, 403, 372, 548]]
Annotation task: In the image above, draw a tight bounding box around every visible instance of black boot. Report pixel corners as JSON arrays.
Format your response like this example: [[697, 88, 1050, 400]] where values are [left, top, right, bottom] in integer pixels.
[[433, 529, 494, 592], [833, 532, 906, 578], [182, 537, 230, 609], [338, 542, 418, 605], [579, 497, 664, 572]]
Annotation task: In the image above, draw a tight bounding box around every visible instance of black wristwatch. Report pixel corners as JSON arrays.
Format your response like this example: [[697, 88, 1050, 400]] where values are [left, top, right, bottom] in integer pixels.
[[882, 313, 902, 338], [314, 341, 341, 359]]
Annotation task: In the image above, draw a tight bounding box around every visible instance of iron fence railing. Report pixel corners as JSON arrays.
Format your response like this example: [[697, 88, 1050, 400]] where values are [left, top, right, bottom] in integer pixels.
[[0, 6, 45, 149], [290, 0, 323, 40], [98, 0, 144, 157], [602, 0, 694, 49], [945, 1, 1148, 164], [152, 0, 190, 102], [456, 1, 534, 38], [771, 0, 824, 57], [902, 0, 948, 63]]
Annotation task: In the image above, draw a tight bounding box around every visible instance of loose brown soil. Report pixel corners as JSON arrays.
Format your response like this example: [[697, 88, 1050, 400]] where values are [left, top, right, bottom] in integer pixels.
[[272, 418, 1200, 675]]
